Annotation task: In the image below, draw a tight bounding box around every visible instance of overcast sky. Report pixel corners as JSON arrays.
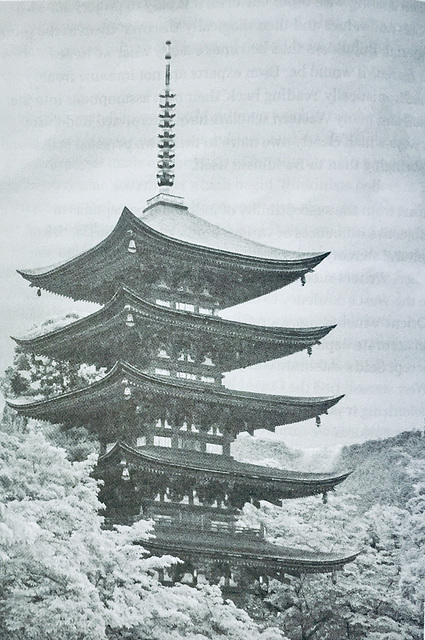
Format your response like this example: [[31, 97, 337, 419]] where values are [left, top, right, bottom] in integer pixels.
[[1, 0, 424, 449]]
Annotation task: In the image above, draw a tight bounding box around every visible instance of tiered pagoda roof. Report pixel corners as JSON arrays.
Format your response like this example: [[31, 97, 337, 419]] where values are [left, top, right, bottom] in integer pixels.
[[7, 360, 342, 433], [143, 526, 359, 576], [98, 443, 357, 575], [13, 285, 335, 369], [100, 441, 351, 500], [17, 202, 329, 308]]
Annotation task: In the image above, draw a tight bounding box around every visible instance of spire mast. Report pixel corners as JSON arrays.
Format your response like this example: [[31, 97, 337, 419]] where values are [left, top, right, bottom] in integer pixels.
[[157, 40, 175, 189]]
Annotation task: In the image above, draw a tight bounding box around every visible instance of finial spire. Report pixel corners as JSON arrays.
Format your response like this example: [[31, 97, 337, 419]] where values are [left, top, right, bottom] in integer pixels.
[[157, 40, 175, 189]]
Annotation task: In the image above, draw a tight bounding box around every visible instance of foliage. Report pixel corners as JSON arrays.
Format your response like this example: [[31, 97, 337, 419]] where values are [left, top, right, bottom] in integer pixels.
[[234, 430, 425, 514], [1, 344, 103, 460], [239, 469, 424, 640], [1, 346, 106, 400], [232, 434, 303, 470], [339, 430, 425, 512], [0, 426, 287, 640], [1, 342, 424, 639]]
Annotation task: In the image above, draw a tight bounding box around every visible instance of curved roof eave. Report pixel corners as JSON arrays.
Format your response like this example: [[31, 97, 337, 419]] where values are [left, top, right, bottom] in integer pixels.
[[12, 285, 336, 347], [17, 207, 330, 282], [6, 360, 344, 423], [142, 531, 360, 572], [99, 441, 352, 487]]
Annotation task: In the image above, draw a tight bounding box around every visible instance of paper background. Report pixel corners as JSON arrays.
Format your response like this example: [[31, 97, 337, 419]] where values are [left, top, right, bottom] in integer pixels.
[[1, 0, 424, 449]]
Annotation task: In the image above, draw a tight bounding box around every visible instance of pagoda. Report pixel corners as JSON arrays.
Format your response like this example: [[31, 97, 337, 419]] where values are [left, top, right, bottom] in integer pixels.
[[8, 42, 357, 590]]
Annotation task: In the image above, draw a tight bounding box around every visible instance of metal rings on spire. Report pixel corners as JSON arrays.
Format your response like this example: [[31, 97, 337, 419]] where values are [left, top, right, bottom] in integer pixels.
[[157, 40, 175, 188]]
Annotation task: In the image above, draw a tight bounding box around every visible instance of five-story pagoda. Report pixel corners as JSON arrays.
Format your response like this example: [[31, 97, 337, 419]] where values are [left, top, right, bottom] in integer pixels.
[[8, 42, 356, 589]]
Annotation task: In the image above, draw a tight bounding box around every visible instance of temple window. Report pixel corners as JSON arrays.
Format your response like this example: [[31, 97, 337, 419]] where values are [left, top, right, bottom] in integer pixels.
[[156, 299, 171, 307], [176, 302, 195, 312], [158, 348, 170, 358], [190, 424, 199, 433], [177, 371, 196, 380], [199, 307, 212, 315], [155, 368, 171, 376], [203, 356, 214, 367], [206, 443, 223, 455], [157, 280, 169, 289], [154, 436, 172, 448], [211, 520, 230, 532], [179, 423, 187, 431], [201, 375, 215, 384], [202, 287, 212, 297], [136, 436, 146, 447]]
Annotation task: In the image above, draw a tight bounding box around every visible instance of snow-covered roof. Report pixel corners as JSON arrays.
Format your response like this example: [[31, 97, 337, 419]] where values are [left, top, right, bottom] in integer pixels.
[[141, 199, 319, 260]]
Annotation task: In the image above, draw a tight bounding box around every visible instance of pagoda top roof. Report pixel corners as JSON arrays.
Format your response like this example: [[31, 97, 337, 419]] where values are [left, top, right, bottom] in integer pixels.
[[143, 524, 359, 574], [13, 285, 335, 370], [17, 200, 330, 306], [141, 194, 320, 261], [7, 360, 343, 432], [100, 441, 351, 495]]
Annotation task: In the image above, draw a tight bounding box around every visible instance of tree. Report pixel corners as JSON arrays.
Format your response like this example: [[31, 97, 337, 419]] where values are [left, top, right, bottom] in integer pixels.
[[239, 490, 423, 640], [1, 343, 103, 461], [0, 426, 287, 640]]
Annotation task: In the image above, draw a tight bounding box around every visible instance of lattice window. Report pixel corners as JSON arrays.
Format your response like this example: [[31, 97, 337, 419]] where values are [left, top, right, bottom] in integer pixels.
[[176, 302, 195, 312], [206, 443, 223, 455], [177, 371, 196, 380], [156, 299, 171, 307], [136, 436, 146, 447], [155, 368, 171, 376], [154, 436, 172, 448]]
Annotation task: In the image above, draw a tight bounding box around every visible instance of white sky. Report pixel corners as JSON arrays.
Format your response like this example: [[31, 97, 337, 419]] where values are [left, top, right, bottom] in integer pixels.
[[1, 0, 424, 448]]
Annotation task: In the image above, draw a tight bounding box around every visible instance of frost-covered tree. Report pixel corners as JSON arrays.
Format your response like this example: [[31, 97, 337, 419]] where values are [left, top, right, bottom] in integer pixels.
[[1, 345, 106, 401], [240, 489, 423, 640], [1, 337, 104, 460], [0, 427, 287, 640]]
